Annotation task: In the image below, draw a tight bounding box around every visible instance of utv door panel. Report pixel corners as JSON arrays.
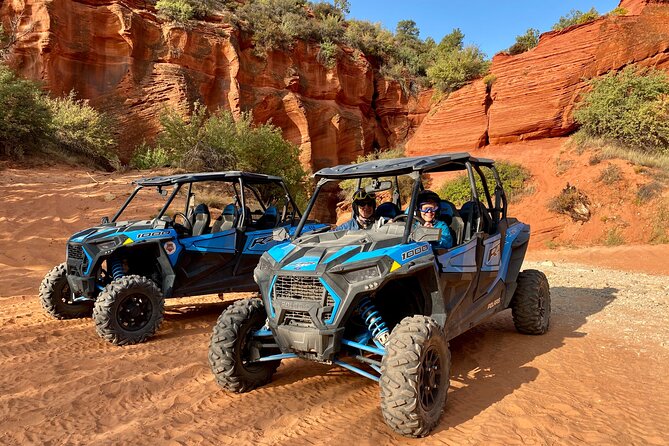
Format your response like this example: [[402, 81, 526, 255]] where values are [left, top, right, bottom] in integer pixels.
[[172, 229, 239, 295]]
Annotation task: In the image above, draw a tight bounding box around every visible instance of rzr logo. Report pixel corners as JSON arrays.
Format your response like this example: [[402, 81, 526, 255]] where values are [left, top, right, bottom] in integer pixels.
[[249, 235, 274, 248], [401, 244, 429, 261], [487, 243, 500, 262]]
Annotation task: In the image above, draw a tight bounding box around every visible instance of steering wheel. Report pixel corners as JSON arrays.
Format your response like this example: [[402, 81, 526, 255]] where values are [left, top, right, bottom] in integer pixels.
[[172, 212, 193, 231], [390, 214, 409, 223]]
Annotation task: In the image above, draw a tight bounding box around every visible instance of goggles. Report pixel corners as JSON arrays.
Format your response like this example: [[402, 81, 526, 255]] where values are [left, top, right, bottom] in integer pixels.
[[352, 190, 375, 205], [419, 206, 439, 214]]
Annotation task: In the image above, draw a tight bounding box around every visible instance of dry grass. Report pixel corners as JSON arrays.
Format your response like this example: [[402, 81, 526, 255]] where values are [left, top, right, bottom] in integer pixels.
[[597, 164, 623, 185]]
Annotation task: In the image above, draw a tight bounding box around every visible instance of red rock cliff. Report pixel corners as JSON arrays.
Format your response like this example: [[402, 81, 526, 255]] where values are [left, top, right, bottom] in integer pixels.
[[407, 0, 669, 155], [1, 0, 427, 167]]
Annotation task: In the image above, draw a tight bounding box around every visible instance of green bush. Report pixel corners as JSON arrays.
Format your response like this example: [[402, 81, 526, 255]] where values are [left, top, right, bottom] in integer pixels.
[[0, 64, 51, 157], [317, 39, 338, 68], [437, 161, 531, 207], [131, 143, 170, 170], [552, 8, 600, 31], [152, 102, 308, 202], [508, 28, 540, 55], [574, 67, 669, 154], [426, 30, 490, 92], [344, 19, 396, 62], [45, 92, 119, 169], [608, 7, 627, 16], [156, 0, 195, 23]]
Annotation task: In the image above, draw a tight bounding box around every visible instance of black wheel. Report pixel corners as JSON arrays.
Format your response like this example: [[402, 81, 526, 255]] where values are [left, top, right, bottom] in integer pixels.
[[380, 315, 450, 437], [511, 269, 551, 335], [209, 298, 280, 393], [93, 275, 164, 346], [38, 263, 93, 319]]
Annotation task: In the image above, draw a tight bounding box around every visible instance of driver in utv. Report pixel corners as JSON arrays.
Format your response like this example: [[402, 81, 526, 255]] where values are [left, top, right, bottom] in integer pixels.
[[416, 190, 453, 250], [335, 189, 377, 231]]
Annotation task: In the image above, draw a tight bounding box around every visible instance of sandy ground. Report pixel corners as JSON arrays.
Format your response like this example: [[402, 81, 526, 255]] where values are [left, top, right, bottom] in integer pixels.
[[1, 166, 668, 445]]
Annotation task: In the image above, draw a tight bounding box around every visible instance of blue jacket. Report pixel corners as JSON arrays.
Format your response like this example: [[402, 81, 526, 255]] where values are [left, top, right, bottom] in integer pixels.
[[432, 220, 454, 249], [335, 218, 364, 231], [418, 220, 453, 250]]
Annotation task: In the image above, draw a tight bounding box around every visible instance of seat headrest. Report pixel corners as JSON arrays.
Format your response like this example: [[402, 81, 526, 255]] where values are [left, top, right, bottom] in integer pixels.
[[222, 203, 236, 216], [376, 202, 400, 219], [193, 203, 209, 215]]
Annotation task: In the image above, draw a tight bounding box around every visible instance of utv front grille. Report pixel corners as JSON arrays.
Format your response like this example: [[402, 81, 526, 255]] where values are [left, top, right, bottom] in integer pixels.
[[273, 276, 337, 326], [67, 244, 89, 274], [284, 311, 315, 327], [67, 244, 84, 261], [273, 276, 326, 302]]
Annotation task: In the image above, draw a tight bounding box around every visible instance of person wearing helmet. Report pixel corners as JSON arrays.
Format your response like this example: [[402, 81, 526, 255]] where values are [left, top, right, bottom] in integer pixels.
[[335, 189, 377, 231], [416, 190, 453, 249]]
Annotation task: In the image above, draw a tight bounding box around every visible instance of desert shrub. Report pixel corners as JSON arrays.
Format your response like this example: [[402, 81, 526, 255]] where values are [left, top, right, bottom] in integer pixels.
[[552, 8, 600, 31], [507, 28, 540, 55], [650, 200, 669, 244], [608, 7, 628, 16], [131, 143, 170, 170], [597, 164, 622, 184], [156, 0, 196, 23], [317, 38, 337, 68], [437, 161, 531, 207], [636, 181, 664, 203], [344, 19, 396, 62], [603, 228, 624, 246], [0, 64, 51, 158], [45, 92, 119, 169], [426, 29, 490, 92], [483, 73, 497, 89], [338, 147, 416, 203], [154, 102, 308, 202], [236, 0, 315, 54], [548, 184, 591, 222], [574, 67, 669, 154]]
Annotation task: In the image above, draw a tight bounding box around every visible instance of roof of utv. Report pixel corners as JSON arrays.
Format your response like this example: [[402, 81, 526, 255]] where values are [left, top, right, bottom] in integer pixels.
[[314, 153, 495, 179], [134, 171, 285, 187]]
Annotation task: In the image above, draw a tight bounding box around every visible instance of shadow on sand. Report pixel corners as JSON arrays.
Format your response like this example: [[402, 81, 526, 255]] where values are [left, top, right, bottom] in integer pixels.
[[433, 285, 618, 433]]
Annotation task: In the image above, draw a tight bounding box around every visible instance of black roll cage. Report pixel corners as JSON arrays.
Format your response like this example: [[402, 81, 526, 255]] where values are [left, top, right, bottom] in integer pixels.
[[111, 177, 301, 230], [293, 154, 507, 244]]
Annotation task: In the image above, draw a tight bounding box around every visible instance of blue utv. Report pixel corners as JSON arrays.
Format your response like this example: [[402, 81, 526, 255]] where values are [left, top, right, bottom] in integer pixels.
[[39, 171, 323, 346], [208, 154, 550, 437]]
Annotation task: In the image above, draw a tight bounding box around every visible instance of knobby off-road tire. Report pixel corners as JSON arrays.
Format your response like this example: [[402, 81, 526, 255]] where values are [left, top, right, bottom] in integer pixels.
[[209, 298, 280, 393], [39, 263, 93, 319], [511, 269, 551, 335], [380, 315, 450, 437], [93, 275, 164, 346]]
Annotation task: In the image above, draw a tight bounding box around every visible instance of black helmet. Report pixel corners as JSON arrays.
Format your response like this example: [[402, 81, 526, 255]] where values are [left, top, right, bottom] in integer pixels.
[[417, 190, 441, 207], [352, 189, 376, 206], [351, 188, 376, 226], [416, 190, 441, 218]]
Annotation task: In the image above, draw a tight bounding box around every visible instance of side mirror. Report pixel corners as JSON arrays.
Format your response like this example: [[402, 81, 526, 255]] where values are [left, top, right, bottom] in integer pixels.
[[272, 227, 290, 242], [411, 226, 441, 243], [101, 216, 110, 224]]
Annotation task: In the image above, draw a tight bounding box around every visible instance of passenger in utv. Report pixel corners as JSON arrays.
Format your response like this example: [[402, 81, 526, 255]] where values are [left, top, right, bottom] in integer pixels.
[[335, 189, 378, 231], [416, 190, 453, 249]]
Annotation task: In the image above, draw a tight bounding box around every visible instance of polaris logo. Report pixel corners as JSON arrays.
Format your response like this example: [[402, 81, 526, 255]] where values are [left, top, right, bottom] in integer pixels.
[[279, 300, 315, 311], [136, 231, 171, 238], [487, 297, 501, 310], [401, 244, 429, 261]]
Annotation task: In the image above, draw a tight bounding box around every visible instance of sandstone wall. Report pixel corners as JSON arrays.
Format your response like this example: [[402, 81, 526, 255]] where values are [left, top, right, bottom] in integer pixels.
[[1, 0, 427, 168], [407, 0, 669, 156]]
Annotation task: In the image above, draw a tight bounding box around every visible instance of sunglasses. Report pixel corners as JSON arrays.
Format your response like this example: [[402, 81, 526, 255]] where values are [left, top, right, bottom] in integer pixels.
[[420, 206, 438, 214]]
